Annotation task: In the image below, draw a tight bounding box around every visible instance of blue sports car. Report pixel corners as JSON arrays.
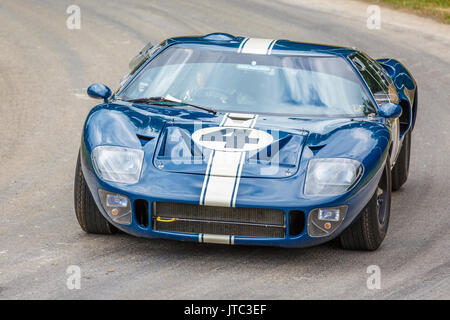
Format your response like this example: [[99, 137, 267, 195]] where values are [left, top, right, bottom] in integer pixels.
[[75, 33, 417, 250]]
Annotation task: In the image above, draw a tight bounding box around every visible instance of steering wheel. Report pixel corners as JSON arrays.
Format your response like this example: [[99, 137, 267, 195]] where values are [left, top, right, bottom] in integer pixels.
[[194, 86, 233, 105]]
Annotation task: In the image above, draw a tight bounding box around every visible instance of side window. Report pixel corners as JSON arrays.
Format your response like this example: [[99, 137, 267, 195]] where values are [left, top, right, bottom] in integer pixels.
[[375, 62, 399, 104], [387, 83, 399, 104], [119, 41, 166, 91], [350, 53, 391, 105]]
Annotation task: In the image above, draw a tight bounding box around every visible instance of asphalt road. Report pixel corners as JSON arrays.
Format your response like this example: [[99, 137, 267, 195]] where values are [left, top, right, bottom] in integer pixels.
[[0, 0, 449, 299]]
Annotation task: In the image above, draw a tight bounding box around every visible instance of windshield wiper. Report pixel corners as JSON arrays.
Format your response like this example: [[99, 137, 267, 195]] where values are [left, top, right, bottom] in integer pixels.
[[124, 96, 216, 114]]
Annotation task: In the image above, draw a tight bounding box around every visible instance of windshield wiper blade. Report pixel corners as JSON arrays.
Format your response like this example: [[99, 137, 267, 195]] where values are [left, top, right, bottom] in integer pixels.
[[125, 96, 216, 114]]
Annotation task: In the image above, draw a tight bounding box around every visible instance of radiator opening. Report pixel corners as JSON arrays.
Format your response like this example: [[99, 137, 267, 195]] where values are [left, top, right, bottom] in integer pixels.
[[152, 202, 286, 238]]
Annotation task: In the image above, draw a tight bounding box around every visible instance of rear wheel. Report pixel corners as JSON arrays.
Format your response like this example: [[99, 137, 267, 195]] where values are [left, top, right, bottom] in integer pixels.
[[392, 130, 411, 191], [74, 152, 116, 234], [339, 159, 391, 251]]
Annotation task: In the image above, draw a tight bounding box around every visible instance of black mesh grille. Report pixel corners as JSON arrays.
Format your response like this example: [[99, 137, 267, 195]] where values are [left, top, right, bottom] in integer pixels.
[[152, 202, 285, 238]]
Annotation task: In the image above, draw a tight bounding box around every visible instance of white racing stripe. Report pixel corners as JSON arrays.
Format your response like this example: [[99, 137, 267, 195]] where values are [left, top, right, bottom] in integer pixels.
[[198, 234, 235, 245], [199, 36, 277, 207], [199, 113, 229, 204], [239, 37, 277, 55], [237, 37, 249, 53], [267, 39, 277, 55], [200, 113, 257, 207]]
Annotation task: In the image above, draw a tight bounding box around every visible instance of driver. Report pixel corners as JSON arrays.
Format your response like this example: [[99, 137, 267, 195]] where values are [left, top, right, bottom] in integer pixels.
[[196, 72, 205, 88]]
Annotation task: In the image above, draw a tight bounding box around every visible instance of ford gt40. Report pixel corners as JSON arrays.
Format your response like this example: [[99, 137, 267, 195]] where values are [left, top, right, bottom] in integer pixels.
[[74, 33, 417, 250]]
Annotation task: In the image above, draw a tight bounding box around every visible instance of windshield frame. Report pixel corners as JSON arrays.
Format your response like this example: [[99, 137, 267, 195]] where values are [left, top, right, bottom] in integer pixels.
[[116, 44, 378, 117]]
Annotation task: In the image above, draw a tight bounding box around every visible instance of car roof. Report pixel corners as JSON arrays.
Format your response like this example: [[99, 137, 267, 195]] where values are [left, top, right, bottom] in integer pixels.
[[165, 33, 358, 57]]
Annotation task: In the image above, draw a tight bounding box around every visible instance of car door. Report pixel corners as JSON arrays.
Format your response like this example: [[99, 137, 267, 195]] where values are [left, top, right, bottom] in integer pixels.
[[349, 52, 401, 166]]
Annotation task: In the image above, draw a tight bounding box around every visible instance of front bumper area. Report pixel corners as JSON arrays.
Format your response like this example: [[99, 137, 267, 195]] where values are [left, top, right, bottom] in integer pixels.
[[80, 151, 384, 248]]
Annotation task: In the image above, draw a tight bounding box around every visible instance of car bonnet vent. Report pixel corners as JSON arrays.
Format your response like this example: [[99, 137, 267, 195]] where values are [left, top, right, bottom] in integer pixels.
[[308, 145, 325, 155], [137, 134, 153, 147]]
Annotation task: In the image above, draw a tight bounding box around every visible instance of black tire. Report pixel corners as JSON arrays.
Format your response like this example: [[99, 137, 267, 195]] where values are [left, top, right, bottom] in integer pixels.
[[392, 130, 411, 191], [74, 152, 117, 234], [339, 159, 391, 251]]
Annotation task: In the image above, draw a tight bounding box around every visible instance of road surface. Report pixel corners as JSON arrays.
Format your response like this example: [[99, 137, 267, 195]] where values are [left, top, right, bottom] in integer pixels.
[[0, 0, 449, 299]]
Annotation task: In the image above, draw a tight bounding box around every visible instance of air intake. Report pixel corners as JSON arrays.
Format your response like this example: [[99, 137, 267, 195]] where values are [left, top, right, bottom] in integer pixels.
[[134, 199, 149, 227], [289, 210, 305, 236], [152, 202, 286, 238], [202, 33, 236, 41]]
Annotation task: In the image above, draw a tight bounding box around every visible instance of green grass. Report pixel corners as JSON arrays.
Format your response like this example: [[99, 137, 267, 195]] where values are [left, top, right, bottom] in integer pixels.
[[367, 0, 450, 23]]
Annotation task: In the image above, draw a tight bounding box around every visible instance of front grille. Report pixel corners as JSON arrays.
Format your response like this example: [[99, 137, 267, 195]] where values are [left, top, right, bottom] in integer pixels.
[[152, 202, 285, 238]]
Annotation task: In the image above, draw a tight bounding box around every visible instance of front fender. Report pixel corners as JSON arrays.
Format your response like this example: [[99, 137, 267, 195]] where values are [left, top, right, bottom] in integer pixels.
[[307, 120, 391, 200], [81, 103, 167, 174]]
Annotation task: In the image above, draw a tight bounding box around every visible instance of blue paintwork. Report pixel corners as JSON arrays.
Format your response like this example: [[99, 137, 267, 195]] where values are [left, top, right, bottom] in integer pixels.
[[378, 102, 402, 119], [87, 83, 112, 102], [79, 34, 417, 248], [377, 58, 418, 131]]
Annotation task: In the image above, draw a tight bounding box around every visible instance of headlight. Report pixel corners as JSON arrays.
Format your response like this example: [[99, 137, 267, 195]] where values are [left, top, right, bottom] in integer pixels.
[[98, 190, 132, 225], [304, 158, 362, 196], [91, 146, 144, 184]]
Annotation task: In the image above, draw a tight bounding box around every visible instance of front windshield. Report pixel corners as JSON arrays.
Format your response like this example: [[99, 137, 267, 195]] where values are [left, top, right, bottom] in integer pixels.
[[120, 46, 375, 116]]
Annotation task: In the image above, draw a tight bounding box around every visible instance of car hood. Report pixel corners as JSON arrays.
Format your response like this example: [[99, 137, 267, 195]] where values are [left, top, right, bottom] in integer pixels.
[[84, 103, 390, 180], [155, 116, 309, 178]]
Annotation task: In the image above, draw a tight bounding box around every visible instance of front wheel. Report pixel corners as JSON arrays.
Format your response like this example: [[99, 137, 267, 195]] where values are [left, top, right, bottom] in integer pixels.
[[74, 152, 117, 234], [339, 159, 392, 251]]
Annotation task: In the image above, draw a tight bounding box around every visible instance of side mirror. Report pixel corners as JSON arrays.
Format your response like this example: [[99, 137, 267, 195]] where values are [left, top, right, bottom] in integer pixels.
[[87, 83, 112, 102], [378, 102, 402, 119]]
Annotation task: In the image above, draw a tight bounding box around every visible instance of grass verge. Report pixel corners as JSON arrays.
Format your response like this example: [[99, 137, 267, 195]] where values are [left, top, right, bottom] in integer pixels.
[[362, 0, 450, 24]]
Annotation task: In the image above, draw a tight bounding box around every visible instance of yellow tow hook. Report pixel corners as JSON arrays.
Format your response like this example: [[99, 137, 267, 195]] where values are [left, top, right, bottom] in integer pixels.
[[156, 217, 176, 223]]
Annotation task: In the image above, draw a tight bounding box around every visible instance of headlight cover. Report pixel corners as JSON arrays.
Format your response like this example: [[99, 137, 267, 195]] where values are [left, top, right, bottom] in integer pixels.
[[91, 146, 144, 184], [304, 158, 363, 196]]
